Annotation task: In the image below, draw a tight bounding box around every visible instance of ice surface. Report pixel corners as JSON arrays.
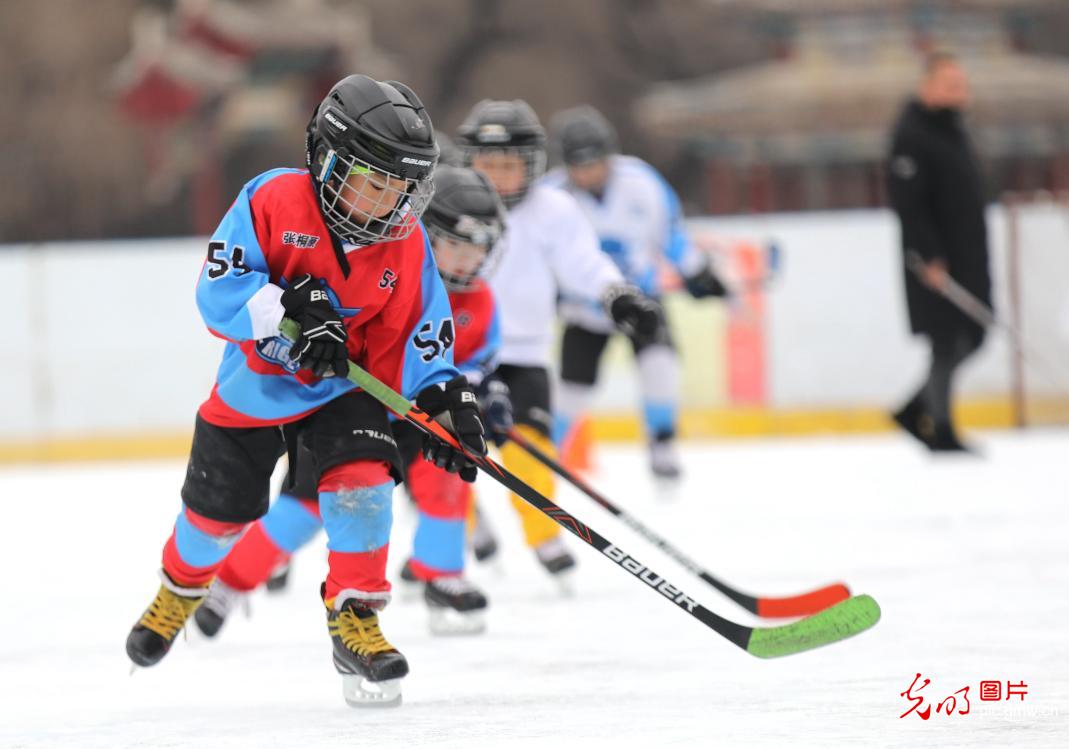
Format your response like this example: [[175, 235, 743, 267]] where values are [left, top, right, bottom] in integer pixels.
[[1, 431, 1067, 748]]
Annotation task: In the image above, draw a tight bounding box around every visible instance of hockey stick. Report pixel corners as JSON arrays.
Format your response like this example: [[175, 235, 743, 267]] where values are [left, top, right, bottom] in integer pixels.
[[905, 251, 1069, 389], [905, 251, 995, 327], [279, 319, 880, 657], [506, 428, 850, 617]]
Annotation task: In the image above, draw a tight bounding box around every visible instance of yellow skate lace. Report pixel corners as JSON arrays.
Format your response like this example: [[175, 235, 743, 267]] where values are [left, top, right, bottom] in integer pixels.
[[138, 584, 204, 641], [330, 608, 395, 656]]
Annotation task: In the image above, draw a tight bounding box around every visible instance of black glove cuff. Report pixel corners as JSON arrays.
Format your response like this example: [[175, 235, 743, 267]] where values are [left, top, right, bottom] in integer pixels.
[[416, 375, 471, 417], [684, 264, 728, 298], [601, 283, 643, 319], [280, 273, 316, 314], [476, 374, 509, 401]]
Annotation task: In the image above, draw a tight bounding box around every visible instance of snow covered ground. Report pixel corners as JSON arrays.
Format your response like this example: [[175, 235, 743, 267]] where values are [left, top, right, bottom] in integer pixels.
[[1, 430, 1067, 748]]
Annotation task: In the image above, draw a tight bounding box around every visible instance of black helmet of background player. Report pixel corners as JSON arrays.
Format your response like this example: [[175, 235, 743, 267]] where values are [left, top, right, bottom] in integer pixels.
[[549, 105, 618, 166], [305, 74, 438, 245], [455, 99, 546, 208], [550, 105, 617, 195], [423, 166, 507, 291], [435, 133, 462, 167]]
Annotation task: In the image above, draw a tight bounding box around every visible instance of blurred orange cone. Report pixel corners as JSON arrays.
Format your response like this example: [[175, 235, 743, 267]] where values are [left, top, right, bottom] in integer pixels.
[[560, 415, 595, 475]]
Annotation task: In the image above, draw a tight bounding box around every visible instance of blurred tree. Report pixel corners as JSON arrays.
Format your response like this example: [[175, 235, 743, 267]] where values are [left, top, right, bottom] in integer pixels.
[[0, 0, 155, 243]]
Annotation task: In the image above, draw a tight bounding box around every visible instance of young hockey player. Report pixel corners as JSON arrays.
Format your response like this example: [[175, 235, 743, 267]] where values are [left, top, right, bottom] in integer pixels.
[[259, 131, 467, 597], [456, 99, 661, 580], [543, 105, 728, 480], [125, 75, 487, 708], [192, 166, 511, 637]]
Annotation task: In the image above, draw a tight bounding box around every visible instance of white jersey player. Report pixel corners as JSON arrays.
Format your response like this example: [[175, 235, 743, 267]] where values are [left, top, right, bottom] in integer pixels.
[[543, 106, 728, 479], [455, 99, 661, 577]]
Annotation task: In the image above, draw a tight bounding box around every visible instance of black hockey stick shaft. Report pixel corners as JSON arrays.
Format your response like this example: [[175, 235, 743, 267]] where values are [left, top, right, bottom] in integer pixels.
[[506, 428, 850, 617]]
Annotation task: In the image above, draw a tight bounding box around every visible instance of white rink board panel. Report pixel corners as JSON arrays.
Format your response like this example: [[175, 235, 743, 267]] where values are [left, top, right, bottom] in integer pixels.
[[2, 238, 222, 440], [693, 207, 1016, 409], [37, 238, 222, 436], [0, 248, 37, 437], [0, 432, 1067, 747], [3, 203, 1062, 441]]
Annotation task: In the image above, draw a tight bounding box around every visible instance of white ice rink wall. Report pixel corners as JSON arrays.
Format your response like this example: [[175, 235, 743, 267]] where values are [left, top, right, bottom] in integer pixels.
[[2, 206, 1064, 447], [1, 239, 224, 442]]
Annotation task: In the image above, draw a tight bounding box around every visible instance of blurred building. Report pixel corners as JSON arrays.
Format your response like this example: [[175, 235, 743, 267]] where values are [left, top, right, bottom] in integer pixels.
[[636, 0, 1069, 214], [6, 0, 1069, 242], [112, 0, 398, 233]]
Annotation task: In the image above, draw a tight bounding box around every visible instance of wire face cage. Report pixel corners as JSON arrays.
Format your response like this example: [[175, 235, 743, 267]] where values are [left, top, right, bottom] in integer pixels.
[[460, 145, 546, 208], [318, 148, 435, 245], [427, 219, 505, 291]]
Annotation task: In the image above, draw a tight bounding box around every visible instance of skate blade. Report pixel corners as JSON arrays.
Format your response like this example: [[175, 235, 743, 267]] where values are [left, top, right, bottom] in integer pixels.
[[342, 675, 403, 708], [428, 606, 486, 636]]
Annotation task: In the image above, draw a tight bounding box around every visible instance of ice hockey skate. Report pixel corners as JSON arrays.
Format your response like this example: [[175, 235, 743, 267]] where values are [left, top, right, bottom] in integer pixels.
[[930, 424, 979, 455], [395, 558, 423, 602], [126, 572, 209, 667], [326, 591, 408, 708], [534, 536, 577, 594], [192, 578, 247, 638], [891, 396, 935, 449], [649, 437, 683, 481], [264, 561, 291, 593], [470, 503, 500, 563], [424, 575, 488, 635]]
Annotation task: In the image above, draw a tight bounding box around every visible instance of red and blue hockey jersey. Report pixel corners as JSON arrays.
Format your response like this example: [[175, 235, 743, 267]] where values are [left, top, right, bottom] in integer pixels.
[[448, 279, 500, 387], [195, 168, 460, 427]]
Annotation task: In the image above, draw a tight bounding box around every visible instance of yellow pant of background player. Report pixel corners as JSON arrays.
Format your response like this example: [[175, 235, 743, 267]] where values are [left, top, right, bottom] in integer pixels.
[[470, 365, 576, 578]]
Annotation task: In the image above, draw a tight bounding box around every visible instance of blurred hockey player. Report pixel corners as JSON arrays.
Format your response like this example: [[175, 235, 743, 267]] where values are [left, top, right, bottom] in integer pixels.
[[125, 75, 488, 708], [193, 166, 511, 637], [543, 106, 728, 480], [456, 99, 661, 581]]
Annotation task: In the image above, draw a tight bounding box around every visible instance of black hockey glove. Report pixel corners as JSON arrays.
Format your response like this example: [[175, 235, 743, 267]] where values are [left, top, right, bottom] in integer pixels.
[[416, 375, 488, 483], [683, 260, 728, 299], [604, 285, 662, 346], [280, 274, 349, 378], [476, 375, 514, 447]]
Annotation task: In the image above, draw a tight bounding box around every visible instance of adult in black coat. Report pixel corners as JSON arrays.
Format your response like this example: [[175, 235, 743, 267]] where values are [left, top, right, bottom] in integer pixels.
[[886, 52, 991, 452]]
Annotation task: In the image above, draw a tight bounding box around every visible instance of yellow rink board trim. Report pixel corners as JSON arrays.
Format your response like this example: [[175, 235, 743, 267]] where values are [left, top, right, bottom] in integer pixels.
[[594, 398, 1009, 440], [2, 397, 1065, 466], [0, 433, 194, 465]]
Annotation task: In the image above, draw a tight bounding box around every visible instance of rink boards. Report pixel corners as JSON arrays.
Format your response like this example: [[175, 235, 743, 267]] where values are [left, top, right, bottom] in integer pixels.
[[3, 206, 1067, 461]]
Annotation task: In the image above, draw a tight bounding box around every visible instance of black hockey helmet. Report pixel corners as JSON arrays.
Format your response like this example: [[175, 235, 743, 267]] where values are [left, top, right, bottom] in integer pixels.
[[423, 166, 507, 290], [435, 133, 462, 167], [305, 74, 439, 245], [549, 105, 618, 166], [455, 99, 546, 207]]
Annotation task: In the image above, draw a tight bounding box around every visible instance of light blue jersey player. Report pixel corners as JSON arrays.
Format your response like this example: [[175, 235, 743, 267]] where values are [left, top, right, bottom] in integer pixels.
[[542, 106, 727, 479]]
